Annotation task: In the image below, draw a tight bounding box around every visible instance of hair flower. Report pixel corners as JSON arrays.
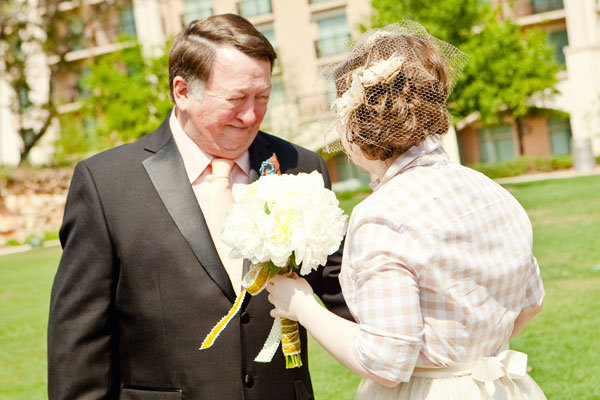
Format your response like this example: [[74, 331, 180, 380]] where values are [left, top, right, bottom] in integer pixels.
[[333, 71, 364, 124], [359, 55, 405, 86]]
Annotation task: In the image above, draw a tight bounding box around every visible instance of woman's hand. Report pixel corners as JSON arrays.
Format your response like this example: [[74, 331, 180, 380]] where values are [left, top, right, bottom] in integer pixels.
[[266, 273, 315, 322]]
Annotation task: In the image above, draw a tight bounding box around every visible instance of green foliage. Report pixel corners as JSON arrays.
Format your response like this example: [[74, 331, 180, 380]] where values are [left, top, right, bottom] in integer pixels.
[[53, 114, 94, 164], [468, 155, 573, 179], [455, 19, 560, 125], [370, 0, 490, 46], [370, 0, 561, 133], [77, 40, 172, 148], [43, 231, 60, 241]]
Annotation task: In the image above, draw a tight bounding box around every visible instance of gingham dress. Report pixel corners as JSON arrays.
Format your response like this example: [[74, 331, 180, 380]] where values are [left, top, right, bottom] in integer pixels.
[[339, 135, 545, 386]]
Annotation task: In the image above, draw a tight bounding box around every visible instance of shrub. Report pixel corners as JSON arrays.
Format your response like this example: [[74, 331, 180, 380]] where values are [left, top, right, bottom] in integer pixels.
[[468, 155, 574, 179]]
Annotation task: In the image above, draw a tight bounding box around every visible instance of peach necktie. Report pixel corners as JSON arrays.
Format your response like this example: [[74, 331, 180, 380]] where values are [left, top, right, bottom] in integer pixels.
[[207, 158, 243, 295]]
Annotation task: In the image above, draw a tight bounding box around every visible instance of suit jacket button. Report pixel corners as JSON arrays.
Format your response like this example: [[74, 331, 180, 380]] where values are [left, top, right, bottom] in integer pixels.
[[244, 374, 254, 388], [241, 312, 251, 324]]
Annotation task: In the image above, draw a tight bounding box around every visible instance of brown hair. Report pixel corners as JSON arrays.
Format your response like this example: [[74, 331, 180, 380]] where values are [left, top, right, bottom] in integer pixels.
[[168, 13, 277, 101], [334, 34, 450, 161]]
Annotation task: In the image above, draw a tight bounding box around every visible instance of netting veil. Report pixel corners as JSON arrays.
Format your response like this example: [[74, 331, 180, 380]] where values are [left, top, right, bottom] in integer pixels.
[[321, 20, 469, 156]]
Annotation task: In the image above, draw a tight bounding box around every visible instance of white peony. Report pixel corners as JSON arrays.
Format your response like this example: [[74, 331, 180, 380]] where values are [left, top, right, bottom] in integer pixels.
[[221, 171, 347, 275]]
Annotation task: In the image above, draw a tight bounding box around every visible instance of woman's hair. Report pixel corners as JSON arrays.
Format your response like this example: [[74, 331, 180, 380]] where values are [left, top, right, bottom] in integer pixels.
[[168, 14, 277, 101], [333, 33, 451, 161]]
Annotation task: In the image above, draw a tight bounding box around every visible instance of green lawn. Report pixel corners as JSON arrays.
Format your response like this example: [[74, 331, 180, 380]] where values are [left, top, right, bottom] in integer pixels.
[[1, 175, 599, 399]]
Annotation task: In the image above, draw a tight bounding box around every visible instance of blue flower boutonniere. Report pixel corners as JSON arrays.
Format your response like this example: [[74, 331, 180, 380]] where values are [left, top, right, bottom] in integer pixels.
[[259, 153, 281, 176]]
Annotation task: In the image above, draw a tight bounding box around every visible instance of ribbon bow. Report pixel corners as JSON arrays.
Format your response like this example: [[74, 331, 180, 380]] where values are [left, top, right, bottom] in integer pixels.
[[472, 350, 528, 396]]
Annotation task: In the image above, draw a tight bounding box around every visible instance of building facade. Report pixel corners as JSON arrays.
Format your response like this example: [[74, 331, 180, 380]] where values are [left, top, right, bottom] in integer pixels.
[[3, 0, 596, 177], [457, 0, 600, 170], [1, 0, 379, 187]]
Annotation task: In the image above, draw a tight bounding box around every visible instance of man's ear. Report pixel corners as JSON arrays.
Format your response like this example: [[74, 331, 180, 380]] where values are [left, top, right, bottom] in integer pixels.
[[172, 76, 191, 110]]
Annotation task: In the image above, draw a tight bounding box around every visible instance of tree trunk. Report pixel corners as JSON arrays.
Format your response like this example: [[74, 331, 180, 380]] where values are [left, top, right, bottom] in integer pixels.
[[18, 114, 54, 165], [515, 116, 525, 156]]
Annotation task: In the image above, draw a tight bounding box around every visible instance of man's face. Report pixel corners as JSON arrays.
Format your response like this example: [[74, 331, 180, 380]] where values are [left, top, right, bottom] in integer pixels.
[[174, 46, 271, 159]]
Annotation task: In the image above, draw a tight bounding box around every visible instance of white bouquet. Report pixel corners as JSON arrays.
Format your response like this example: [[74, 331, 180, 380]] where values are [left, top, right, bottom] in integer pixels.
[[222, 170, 347, 276], [200, 166, 347, 369]]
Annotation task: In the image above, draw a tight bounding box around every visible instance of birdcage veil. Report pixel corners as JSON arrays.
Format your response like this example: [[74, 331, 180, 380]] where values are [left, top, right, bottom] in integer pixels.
[[319, 20, 469, 157]]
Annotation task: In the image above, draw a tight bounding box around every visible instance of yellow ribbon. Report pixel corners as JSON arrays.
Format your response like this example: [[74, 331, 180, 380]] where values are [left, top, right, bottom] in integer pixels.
[[199, 262, 303, 368]]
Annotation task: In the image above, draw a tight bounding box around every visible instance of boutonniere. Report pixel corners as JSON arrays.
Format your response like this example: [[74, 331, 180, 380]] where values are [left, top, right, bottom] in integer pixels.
[[259, 153, 281, 176]]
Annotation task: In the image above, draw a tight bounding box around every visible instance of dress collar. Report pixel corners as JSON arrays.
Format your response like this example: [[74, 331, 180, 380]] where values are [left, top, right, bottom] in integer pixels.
[[370, 135, 449, 191]]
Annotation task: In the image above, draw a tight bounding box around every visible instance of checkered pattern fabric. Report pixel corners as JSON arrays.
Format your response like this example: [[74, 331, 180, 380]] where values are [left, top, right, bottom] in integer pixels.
[[339, 136, 545, 383]]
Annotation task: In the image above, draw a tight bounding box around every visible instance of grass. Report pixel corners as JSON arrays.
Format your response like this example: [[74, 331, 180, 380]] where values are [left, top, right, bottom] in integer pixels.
[[0, 247, 58, 400], [1, 175, 599, 399]]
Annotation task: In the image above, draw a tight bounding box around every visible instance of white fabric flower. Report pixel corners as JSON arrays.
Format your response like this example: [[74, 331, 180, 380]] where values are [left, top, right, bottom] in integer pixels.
[[333, 71, 364, 125], [360, 55, 405, 86], [221, 171, 347, 275]]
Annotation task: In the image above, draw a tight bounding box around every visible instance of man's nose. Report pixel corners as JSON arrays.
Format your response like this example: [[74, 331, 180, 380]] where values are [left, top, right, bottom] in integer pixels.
[[237, 99, 258, 125]]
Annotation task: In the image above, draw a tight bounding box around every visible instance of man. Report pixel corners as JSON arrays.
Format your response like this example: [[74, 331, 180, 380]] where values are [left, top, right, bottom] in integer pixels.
[[48, 14, 350, 400]]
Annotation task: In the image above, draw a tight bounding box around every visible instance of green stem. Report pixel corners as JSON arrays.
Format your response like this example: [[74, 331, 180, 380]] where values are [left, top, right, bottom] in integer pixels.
[[285, 354, 303, 369]]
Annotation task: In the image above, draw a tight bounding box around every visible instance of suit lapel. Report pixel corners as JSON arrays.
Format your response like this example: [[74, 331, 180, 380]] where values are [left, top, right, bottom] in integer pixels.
[[142, 127, 237, 302]]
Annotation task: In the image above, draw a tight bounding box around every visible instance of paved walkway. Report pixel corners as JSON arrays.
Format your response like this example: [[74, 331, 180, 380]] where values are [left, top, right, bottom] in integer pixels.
[[494, 166, 600, 184], [0, 239, 61, 257]]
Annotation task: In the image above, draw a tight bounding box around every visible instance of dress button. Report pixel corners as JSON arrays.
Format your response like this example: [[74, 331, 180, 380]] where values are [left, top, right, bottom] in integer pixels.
[[240, 312, 251, 324], [244, 374, 254, 388]]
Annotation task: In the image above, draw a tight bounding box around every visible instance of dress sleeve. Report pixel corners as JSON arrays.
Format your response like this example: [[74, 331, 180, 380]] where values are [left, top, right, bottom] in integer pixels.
[[348, 218, 423, 383], [522, 255, 545, 311]]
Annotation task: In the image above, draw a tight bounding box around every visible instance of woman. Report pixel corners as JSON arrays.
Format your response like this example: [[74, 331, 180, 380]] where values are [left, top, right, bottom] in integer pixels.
[[266, 21, 546, 399]]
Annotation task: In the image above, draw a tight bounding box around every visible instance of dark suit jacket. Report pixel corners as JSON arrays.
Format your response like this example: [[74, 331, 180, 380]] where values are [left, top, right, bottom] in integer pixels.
[[48, 118, 351, 399]]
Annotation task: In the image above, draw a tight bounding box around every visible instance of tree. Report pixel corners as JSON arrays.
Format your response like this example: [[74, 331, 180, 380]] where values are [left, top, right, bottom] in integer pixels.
[[370, 0, 560, 156], [0, 0, 126, 165], [455, 18, 559, 154], [76, 41, 172, 149]]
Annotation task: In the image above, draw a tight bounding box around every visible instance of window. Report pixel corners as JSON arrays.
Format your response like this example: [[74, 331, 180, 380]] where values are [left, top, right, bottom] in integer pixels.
[[477, 124, 515, 163], [237, 0, 272, 18], [260, 28, 279, 67], [324, 73, 337, 105], [316, 15, 350, 58], [547, 30, 568, 66], [184, 0, 212, 24], [333, 153, 370, 184], [120, 7, 137, 38], [531, 0, 564, 14], [548, 118, 571, 155], [263, 80, 285, 123]]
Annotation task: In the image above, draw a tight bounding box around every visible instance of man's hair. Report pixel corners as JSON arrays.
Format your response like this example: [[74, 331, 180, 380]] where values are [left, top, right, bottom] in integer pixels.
[[168, 13, 277, 101]]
